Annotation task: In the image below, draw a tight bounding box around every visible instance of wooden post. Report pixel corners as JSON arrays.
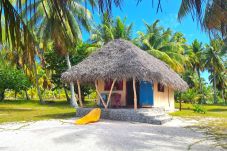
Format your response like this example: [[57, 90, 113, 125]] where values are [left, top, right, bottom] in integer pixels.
[[106, 79, 117, 107], [168, 87, 170, 108], [95, 81, 107, 109], [133, 77, 137, 111], [180, 100, 182, 111], [77, 80, 83, 107]]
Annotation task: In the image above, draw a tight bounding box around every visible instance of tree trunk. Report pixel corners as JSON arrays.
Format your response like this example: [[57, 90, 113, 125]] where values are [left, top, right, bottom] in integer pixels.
[[213, 72, 217, 104], [65, 53, 78, 108], [225, 92, 227, 105], [197, 69, 204, 104], [58, 89, 61, 99], [221, 90, 225, 104], [0, 90, 5, 101], [52, 91, 56, 99], [179, 100, 182, 111], [14, 91, 17, 100], [63, 87, 70, 103], [25, 90, 30, 100], [33, 62, 45, 104]]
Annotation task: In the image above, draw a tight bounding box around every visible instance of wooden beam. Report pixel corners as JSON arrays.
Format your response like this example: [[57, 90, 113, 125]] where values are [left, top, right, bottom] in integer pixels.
[[95, 81, 107, 109], [133, 77, 137, 111], [168, 87, 170, 108], [77, 80, 83, 107], [106, 79, 117, 107]]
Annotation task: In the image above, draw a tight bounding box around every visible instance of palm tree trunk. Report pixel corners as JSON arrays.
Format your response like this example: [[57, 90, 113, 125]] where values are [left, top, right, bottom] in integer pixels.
[[14, 91, 17, 100], [63, 87, 70, 103], [213, 72, 217, 104], [65, 53, 78, 108], [52, 91, 56, 99], [0, 89, 5, 101], [33, 63, 45, 104], [225, 91, 227, 105], [179, 100, 182, 111], [221, 90, 225, 104], [197, 69, 205, 104], [25, 90, 30, 100]]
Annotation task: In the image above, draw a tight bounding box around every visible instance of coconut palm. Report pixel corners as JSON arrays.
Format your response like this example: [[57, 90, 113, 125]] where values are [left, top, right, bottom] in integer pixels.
[[187, 39, 206, 103], [1, 0, 226, 52], [0, 0, 96, 48], [205, 39, 225, 104], [178, 0, 227, 40], [134, 20, 188, 73], [215, 71, 227, 103], [90, 13, 133, 46], [190, 40, 205, 77], [20, 0, 95, 106]]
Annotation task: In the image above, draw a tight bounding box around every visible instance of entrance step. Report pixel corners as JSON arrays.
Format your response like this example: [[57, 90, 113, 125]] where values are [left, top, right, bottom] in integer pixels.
[[76, 108, 172, 125]]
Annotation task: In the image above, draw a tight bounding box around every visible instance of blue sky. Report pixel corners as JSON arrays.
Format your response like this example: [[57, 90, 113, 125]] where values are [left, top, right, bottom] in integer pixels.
[[83, 0, 211, 83], [84, 0, 210, 44]]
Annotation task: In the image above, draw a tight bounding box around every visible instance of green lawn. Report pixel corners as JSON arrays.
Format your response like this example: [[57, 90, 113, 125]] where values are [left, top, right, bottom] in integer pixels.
[[0, 100, 76, 123], [171, 103, 227, 118]]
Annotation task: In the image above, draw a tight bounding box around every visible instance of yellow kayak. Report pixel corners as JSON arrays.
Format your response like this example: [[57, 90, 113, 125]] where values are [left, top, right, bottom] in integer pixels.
[[75, 108, 101, 125]]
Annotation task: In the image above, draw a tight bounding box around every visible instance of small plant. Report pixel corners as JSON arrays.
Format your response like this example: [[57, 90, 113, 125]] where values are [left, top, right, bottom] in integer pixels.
[[193, 104, 206, 114]]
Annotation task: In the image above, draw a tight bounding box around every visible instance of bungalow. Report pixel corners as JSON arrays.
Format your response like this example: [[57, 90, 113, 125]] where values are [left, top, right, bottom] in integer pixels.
[[61, 39, 188, 111]]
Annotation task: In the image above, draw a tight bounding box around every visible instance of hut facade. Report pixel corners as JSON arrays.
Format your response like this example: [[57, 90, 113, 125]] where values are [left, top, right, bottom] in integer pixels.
[[62, 39, 188, 111], [95, 80, 175, 110]]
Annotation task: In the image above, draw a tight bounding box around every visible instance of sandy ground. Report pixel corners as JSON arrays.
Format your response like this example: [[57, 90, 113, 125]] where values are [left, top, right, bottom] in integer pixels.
[[0, 118, 225, 151]]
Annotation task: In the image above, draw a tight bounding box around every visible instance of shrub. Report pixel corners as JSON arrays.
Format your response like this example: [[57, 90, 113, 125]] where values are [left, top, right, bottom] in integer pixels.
[[0, 66, 31, 101], [193, 104, 206, 114]]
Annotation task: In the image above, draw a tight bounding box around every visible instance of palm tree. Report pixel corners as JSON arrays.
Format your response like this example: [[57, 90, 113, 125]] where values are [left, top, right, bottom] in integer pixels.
[[90, 13, 133, 46], [2, 0, 226, 52], [134, 20, 188, 73], [215, 71, 227, 104], [20, 0, 95, 107], [0, 0, 97, 49], [178, 0, 227, 40], [188, 39, 206, 103], [205, 39, 225, 104]]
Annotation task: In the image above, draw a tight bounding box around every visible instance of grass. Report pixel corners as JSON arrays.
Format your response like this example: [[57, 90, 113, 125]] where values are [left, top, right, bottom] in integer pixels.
[[170, 103, 227, 149], [170, 103, 227, 118], [0, 99, 77, 123]]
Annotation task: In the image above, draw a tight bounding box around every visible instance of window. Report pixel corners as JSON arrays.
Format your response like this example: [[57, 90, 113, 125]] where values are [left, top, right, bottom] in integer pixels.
[[158, 83, 164, 92], [104, 80, 123, 91]]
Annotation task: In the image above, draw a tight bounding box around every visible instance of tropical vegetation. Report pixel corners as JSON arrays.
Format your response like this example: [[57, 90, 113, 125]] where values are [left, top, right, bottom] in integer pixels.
[[0, 1, 226, 149], [0, 2, 226, 134], [0, 1, 226, 106]]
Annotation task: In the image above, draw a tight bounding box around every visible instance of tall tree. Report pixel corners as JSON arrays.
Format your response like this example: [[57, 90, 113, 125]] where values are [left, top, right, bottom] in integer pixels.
[[90, 13, 133, 46], [22, 0, 95, 107], [178, 0, 227, 40], [205, 39, 225, 104], [188, 39, 206, 103], [44, 41, 97, 102], [135, 20, 188, 73], [215, 71, 227, 103]]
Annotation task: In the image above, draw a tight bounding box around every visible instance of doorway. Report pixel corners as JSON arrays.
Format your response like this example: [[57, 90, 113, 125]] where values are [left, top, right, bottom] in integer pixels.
[[126, 80, 140, 107]]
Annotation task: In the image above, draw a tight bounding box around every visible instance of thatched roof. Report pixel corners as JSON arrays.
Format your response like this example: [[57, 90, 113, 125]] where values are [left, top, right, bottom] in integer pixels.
[[61, 39, 188, 91]]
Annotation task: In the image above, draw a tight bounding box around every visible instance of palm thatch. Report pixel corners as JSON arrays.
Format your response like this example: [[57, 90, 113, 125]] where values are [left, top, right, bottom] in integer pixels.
[[61, 39, 188, 91]]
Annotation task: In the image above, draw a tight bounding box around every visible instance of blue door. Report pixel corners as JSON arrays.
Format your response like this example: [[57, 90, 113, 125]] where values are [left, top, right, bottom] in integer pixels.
[[139, 81, 153, 106]]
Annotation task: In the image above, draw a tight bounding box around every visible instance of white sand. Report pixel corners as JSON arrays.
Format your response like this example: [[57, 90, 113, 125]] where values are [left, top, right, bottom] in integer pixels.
[[0, 118, 224, 151]]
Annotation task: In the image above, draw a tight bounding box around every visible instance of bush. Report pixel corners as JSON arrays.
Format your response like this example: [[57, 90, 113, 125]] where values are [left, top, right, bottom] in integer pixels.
[[193, 104, 206, 114], [0, 66, 31, 101]]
